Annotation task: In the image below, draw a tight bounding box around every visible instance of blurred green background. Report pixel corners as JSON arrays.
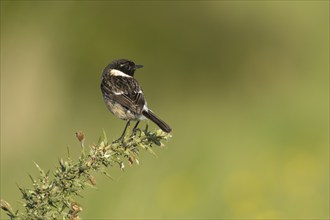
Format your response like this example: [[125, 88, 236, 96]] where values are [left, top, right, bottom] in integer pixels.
[[1, 1, 328, 219]]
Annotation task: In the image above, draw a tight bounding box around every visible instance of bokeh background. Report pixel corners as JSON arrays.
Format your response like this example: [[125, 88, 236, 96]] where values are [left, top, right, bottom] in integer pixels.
[[1, 1, 328, 219]]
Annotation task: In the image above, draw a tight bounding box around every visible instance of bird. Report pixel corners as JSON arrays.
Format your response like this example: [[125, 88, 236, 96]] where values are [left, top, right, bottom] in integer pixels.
[[101, 59, 172, 140]]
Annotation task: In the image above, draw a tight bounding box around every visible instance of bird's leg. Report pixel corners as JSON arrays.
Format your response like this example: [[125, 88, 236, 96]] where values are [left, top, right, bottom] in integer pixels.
[[116, 120, 130, 142], [132, 121, 141, 135]]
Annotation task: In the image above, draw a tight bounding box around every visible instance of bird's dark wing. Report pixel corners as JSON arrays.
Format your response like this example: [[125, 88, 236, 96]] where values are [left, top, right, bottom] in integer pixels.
[[101, 74, 145, 114]]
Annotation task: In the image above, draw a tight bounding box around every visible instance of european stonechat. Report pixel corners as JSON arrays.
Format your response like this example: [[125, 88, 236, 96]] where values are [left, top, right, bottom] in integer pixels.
[[101, 59, 172, 140]]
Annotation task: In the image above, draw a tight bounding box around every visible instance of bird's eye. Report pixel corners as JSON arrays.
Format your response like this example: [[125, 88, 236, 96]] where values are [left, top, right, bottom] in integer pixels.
[[120, 64, 125, 67]]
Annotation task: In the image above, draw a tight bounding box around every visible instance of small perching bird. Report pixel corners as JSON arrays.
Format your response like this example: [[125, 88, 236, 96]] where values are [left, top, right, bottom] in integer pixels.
[[101, 59, 172, 140]]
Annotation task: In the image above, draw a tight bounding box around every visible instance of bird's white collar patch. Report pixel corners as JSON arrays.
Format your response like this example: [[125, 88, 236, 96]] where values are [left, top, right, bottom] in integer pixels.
[[110, 69, 132, 78]]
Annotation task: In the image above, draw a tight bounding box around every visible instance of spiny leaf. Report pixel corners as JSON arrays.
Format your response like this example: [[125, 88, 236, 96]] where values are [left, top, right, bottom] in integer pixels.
[[33, 161, 45, 176], [102, 129, 108, 144], [101, 170, 114, 180], [28, 173, 36, 184], [146, 147, 158, 158]]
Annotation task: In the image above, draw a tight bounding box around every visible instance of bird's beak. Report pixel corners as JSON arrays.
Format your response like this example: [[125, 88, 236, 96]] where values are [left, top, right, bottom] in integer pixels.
[[134, 64, 143, 69]]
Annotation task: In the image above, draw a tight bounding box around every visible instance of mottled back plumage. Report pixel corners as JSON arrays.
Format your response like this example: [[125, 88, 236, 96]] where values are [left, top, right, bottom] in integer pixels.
[[101, 68, 145, 115], [101, 59, 172, 137]]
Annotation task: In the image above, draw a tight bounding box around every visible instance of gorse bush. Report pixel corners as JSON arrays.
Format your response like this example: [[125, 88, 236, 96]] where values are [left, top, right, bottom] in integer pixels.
[[1, 126, 171, 219]]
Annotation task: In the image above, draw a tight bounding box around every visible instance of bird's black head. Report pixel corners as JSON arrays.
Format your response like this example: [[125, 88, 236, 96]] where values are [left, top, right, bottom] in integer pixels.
[[107, 59, 143, 76]]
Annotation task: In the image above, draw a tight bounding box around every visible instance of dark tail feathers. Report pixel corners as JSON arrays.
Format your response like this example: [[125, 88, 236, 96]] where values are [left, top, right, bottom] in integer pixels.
[[142, 110, 172, 133]]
